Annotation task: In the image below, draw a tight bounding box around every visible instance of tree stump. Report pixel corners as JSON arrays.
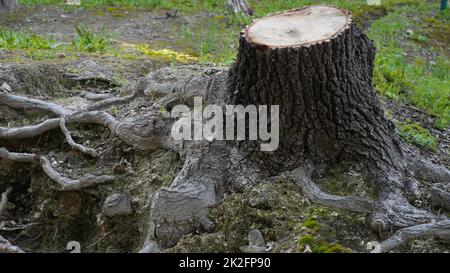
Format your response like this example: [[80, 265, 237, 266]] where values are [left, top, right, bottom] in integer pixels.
[[228, 5, 393, 168], [227, 5, 448, 232]]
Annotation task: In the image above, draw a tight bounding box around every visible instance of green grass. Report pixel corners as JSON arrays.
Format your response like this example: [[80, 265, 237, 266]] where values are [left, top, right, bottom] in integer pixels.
[[396, 121, 438, 151], [72, 23, 111, 52], [180, 16, 239, 64], [0, 27, 54, 50], [0, 24, 112, 59], [368, 3, 449, 129]]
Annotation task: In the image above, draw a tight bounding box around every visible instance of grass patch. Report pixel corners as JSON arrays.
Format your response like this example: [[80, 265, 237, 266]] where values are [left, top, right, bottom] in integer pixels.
[[396, 121, 438, 151], [368, 4, 449, 129], [180, 16, 239, 64], [0, 27, 54, 50], [0, 24, 111, 60], [72, 23, 111, 52]]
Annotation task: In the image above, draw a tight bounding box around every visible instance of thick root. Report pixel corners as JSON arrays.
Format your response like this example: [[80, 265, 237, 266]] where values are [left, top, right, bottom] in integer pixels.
[[380, 220, 450, 252], [431, 183, 450, 211], [408, 158, 450, 183], [290, 168, 375, 213], [371, 196, 436, 232], [0, 91, 73, 116], [145, 142, 258, 249]]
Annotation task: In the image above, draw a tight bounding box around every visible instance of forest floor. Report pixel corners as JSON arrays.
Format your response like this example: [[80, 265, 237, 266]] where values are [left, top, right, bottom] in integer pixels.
[[0, 0, 448, 253]]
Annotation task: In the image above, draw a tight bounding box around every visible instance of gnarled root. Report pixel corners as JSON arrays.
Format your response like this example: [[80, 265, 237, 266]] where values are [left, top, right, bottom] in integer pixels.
[[431, 183, 450, 211], [0, 235, 24, 253], [143, 142, 258, 250], [0, 148, 116, 191], [290, 167, 375, 213], [371, 196, 436, 232], [0, 82, 173, 191], [379, 220, 450, 253], [289, 165, 448, 252]]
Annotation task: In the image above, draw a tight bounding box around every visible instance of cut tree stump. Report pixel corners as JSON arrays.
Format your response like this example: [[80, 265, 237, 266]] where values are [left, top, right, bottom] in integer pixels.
[[227, 5, 447, 232], [228, 5, 388, 169]]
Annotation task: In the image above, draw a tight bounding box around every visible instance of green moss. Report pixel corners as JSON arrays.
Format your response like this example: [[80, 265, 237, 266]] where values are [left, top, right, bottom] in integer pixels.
[[302, 218, 319, 231], [210, 179, 368, 253], [298, 234, 314, 246], [315, 244, 352, 253], [315, 168, 378, 200], [396, 121, 438, 151], [165, 233, 228, 253]]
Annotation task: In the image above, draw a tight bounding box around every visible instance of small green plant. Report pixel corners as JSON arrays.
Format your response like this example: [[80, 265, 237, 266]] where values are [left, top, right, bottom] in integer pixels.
[[0, 27, 54, 50], [72, 24, 110, 52], [396, 121, 438, 151], [295, 213, 352, 253]]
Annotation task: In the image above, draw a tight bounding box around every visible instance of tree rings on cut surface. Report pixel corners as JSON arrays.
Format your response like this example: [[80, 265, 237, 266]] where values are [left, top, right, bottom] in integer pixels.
[[245, 5, 352, 48]]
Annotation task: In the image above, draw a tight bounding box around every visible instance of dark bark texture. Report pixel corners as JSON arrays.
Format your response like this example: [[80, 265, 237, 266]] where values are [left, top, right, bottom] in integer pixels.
[[228, 22, 402, 175], [0, 0, 19, 11], [225, 0, 252, 17]]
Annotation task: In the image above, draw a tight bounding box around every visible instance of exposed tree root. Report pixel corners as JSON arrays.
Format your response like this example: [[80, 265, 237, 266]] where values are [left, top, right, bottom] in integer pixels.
[[0, 91, 73, 116], [0, 235, 24, 253], [60, 117, 98, 157], [290, 168, 375, 213], [408, 157, 450, 183], [145, 142, 258, 249], [0, 187, 12, 217], [431, 183, 450, 211], [0, 111, 119, 140], [0, 148, 116, 191], [371, 197, 436, 231], [379, 220, 450, 253], [83, 79, 147, 112]]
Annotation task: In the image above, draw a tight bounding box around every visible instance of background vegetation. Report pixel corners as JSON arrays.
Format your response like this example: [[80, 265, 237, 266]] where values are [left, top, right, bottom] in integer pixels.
[[1, 0, 449, 137]]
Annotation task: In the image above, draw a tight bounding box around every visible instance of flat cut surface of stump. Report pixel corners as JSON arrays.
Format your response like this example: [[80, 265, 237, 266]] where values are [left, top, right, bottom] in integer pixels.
[[246, 5, 351, 48]]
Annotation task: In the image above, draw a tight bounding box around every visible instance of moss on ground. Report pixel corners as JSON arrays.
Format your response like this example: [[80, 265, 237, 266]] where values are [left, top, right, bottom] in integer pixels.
[[207, 179, 374, 253]]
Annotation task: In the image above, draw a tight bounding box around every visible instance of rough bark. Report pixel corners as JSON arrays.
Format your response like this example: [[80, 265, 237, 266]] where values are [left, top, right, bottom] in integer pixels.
[[225, 0, 252, 17], [228, 7, 399, 173], [0, 0, 19, 11]]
